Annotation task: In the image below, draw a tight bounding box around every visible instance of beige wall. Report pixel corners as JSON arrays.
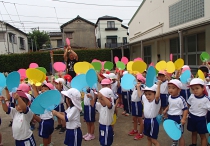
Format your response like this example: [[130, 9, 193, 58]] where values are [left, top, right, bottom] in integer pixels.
[[63, 19, 96, 48], [50, 36, 62, 48], [129, 0, 210, 44]]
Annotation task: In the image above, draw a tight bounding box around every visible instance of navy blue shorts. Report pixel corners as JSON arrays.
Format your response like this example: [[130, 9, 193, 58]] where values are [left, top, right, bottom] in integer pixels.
[[131, 101, 143, 117], [207, 111, 210, 123], [187, 113, 208, 134], [39, 119, 54, 138], [180, 89, 191, 101], [99, 124, 113, 146], [64, 128, 82, 146], [168, 115, 184, 134], [117, 87, 122, 94], [84, 105, 95, 122], [15, 134, 36, 146], [54, 103, 65, 112], [160, 94, 168, 107], [144, 118, 159, 139]]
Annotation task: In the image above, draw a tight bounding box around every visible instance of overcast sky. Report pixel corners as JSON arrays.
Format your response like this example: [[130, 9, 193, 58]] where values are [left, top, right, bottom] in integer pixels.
[[0, 0, 143, 33]]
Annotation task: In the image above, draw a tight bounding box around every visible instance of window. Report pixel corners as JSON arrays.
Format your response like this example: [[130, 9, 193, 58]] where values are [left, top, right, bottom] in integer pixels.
[[169, 0, 204, 27], [107, 21, 115, 28], [66, 32, 72, 39], [107, 38, 117, 44], [0, 33, 5, 42], [123, 37, 127, 44], [143, 46, 151, 65], [19, 37, 25, 50], [170, 38, 180, 61], [57, 39, 62, 47], [97, 39, 101, 48], [9, 33, 17, 44]]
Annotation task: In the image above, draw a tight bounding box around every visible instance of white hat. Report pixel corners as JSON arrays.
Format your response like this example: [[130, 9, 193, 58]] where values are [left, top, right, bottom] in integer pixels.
[[168, 79, 182, 89], [190, 78, 204, 86], [207, 82, 210, 86], [102, 73, 110, 79], [109, 73, 117, 79], [143, 84, 157, 92], [99, 87, 115, 99], [25, 93, 33, 102], [61, 88, 82, 111], [55, 78, 65, 84], [123, 71, 128, 75]]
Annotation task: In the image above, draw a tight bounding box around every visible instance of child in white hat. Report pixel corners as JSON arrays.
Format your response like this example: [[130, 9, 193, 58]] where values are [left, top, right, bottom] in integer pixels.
[[87, 87, 115, 146], [187, 78, 210, 146], [163, 79, 188, 146], [52, 88, 82, 146], [141, 80, 162, 146]]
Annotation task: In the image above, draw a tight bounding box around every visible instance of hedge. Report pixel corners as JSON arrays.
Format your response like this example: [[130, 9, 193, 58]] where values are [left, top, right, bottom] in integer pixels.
[[0, 49, 111, 73]]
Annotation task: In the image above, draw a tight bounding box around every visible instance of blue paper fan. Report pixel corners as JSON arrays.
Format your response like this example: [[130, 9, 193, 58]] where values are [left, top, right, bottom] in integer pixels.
[[6, 71, 20, 92], [146, 66, 156, 87], [121, 74, 136, 90], [163, 119, 181, 141], [71, 74, 88, 91], [30, 96, 45, 114], [180, 70, 191, 84], [86, 69, 97, 88], [0, 73, 6, 88]]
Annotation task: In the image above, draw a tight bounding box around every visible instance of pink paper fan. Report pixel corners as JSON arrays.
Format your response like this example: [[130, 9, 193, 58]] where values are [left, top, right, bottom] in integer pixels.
[[114, 56, 119, 64], [53, 62, 66, 72], [18, 69, 26, 80], [29, 63, 39, 68], [121, 57, 129, 64], [134, 57, 143, 62], [66, 38, 70, 46]]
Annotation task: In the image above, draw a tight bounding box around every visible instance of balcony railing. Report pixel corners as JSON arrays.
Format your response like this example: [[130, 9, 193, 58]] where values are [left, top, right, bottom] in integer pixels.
[[105, 43, 128, 49]]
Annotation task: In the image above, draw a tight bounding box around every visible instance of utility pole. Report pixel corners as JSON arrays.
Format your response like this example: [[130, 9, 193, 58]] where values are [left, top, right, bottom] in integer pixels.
[[31, 38, 33, 52], [11, 35, 14, 53]]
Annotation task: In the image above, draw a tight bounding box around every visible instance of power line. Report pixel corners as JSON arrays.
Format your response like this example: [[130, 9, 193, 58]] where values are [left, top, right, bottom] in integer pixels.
[[1, 0, 138, 8], [0, 9, 8, 53], [2, 1, 15, 26], [51, 0, 139, 7], [14, 3, 25, 32], [54, 7, 60, 27]]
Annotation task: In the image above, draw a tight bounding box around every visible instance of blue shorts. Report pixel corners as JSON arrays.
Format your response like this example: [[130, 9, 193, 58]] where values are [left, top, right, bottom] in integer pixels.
[[160, 94, 168, 107], [168, 115, 184, 134], [187, 113, 208, 134], [131, 101, 143, 117], [84, 105, 95, 122], [180, 89, 191, 101], [15, 134, 36, 146], [144, 118, 159, 139], [117, 87, 122, 94], [54, 103, 65, 112], [64, 128, 82, 146], [39, 119, 54, 138], [99, 124, 113, 146], [207, 111, 210, 123]]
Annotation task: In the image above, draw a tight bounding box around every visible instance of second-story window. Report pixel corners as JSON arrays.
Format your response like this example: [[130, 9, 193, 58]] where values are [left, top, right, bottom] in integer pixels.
[[107, 21, 115, 28]]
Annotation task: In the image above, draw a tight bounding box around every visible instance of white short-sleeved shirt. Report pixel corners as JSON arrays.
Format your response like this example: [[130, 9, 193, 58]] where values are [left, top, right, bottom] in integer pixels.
[[84, 90, 94, 106], [142, 95, 161, 118], [65, 106, 81, 129], [167, 95, 188, 115], [40, 110, 53, 120], [187, 94, 210, 116], [7, 107, 33, 140], [160, 81, 168, 94], [131, 87, 142, 102], [95, 102, 115, 125]]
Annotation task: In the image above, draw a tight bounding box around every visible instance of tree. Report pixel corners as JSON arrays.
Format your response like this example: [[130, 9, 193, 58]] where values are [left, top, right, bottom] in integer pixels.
[[28, 30, 50, 51]]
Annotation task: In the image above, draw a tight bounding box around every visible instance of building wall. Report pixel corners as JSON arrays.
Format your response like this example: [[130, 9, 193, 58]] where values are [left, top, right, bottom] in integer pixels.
[[0, 24, 28, 54], [63, 19, 96, 48], [96, 20, 129, 48], [50, 36, 62, 48], [129, 0, 210, 43]]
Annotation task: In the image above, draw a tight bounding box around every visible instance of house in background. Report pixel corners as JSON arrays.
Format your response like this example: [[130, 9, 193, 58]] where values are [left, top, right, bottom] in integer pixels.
[[0, 21, 28, 54], [49, 32, 63, 48], [128, 0, 210, 70], [60, 15, 96, 48], [95, 16, 129, 49]]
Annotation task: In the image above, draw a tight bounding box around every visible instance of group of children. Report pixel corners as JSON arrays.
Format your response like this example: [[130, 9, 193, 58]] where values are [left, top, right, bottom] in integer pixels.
[[1, 63, 210, 146]]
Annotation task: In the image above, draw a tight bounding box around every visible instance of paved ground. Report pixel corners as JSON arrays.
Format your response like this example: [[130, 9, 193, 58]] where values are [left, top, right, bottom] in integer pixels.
[[0, 105, 204, 146]]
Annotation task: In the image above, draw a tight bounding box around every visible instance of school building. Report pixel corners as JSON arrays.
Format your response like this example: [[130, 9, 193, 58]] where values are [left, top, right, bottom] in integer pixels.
[[128, 0, 210, 70]]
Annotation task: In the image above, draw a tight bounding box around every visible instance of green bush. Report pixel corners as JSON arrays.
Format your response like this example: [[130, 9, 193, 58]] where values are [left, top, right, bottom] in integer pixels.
[[0, 49, 111, 73]]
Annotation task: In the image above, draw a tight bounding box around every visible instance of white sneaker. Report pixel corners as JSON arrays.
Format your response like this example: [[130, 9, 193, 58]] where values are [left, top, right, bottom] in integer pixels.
[[83, 133, 89, 139]]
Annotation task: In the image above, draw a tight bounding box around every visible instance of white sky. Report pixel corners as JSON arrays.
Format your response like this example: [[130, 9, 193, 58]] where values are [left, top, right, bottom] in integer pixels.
[[0, 0, 143, 33]]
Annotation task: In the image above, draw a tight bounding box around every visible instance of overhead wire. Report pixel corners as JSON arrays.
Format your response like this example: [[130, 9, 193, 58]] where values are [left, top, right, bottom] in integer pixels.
[[0, 8, 8, 53], [14, 3, 26, 32], [2, 1, 15, 27]]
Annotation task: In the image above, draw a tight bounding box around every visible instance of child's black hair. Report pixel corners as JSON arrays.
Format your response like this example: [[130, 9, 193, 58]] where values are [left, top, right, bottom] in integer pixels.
[[199, 66, 209, 74], [42, 84, 51, 90], [65, 96, 74, 108], [20, 97, 29, 105]]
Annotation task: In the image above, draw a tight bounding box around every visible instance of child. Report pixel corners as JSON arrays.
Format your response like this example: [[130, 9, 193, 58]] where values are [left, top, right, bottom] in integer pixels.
[[142, 81, 161, 146], [187, 78, 210, 146], [128, 74, 145, 140], [163, 79, 188, 146], [87, 87, 115, 146], [32, 83, 55, 146], [54, 78, 66, 134], [52, 88, 82, 146], [83, 88, 96, 141], [158, 71, 169, 114], [0, 91, 36, 146]]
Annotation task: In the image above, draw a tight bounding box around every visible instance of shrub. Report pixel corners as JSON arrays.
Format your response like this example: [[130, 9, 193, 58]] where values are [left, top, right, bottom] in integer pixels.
[[0, 49, 111, 73]]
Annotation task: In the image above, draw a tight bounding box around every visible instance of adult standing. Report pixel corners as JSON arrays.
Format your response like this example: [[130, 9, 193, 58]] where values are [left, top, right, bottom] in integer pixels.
[[64, 45, 78, 79]]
